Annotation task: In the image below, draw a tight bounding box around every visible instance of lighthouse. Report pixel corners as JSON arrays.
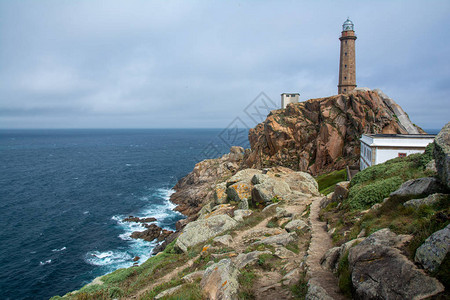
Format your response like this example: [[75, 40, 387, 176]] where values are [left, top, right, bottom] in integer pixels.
[[338, 18, 357, 94]]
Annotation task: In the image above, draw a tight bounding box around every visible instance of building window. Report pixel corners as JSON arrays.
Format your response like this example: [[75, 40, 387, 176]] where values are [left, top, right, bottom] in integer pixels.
[[345, 64, 347, 68], [344, 88, 347, 92], [398, 153, 407, 158], [344, 76, 347, 80], [345, 52, 347, 56]]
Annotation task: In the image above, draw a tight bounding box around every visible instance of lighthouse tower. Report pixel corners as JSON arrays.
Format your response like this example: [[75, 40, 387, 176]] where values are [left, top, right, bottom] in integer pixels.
[[338, 18, 357, 94]]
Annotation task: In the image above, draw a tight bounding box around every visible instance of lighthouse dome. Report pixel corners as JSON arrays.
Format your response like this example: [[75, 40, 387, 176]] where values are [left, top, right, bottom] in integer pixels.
[[342, 18, 354, 31]]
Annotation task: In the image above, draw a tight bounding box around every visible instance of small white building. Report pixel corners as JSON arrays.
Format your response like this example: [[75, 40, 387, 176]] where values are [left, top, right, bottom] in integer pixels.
[[360, 134, 435, 170], [281, 93, 300, 109]]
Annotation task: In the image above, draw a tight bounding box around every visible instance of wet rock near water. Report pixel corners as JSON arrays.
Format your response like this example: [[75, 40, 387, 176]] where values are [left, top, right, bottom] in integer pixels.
[[130, 224, 173, 242], [122, 216, 157, 223]]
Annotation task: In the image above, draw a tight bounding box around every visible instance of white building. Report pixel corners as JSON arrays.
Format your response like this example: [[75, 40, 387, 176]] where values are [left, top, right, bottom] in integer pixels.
[[281, 93, 300, 109], [360, 134, 435, 170]]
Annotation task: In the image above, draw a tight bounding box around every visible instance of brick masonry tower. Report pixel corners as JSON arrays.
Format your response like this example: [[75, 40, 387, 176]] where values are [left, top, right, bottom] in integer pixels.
[[338, 18, 357, 94]]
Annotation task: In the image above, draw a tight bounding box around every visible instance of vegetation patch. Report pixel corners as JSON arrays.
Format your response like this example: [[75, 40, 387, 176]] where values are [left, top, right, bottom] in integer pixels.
[[238, 267, 257, 299], [289, 270, 308, 299], [315, 169, 347, 195], [336, 251, 352, 297]]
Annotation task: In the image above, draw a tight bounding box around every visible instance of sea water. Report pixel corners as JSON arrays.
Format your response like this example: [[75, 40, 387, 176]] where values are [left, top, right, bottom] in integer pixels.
[[0, 129, 248, 300]]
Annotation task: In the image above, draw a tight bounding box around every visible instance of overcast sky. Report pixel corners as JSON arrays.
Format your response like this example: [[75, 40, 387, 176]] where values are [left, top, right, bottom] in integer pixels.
[[0, 0, 449, 130]]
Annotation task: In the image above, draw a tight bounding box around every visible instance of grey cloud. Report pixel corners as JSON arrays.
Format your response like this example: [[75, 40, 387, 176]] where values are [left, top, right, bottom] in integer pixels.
[[0, 0, 449, 129]]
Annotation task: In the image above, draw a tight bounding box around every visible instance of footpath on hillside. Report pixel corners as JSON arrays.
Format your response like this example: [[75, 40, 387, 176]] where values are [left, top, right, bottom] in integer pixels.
[[306, 196, 346, 300]]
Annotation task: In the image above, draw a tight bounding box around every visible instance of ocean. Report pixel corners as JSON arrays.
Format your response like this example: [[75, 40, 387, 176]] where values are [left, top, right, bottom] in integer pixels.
[[0, 129, 249, 300]]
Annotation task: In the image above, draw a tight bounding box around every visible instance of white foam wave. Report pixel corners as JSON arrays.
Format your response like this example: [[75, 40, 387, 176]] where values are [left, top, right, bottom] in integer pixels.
[[40, 259, 52, 266], [85, 250, 132, 266], [52, 247, 67, 252], [86, 186, 182, 274]]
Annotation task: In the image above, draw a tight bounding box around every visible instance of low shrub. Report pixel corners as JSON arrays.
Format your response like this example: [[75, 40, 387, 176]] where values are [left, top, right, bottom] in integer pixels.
[[347, 176, 403, 209]]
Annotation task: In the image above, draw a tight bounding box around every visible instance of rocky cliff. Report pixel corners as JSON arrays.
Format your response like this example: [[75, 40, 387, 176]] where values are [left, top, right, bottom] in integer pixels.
[[245, 88, 424, 175]]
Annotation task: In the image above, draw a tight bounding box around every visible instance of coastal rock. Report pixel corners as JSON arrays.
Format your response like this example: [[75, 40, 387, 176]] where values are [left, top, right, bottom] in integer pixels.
[[213, 182, 228, 204], [175, 214, 238, 253], [415, 224, 450, 272], [130, 224, 163, 242], [213, 234, 233, 247], [348, 228, 444, 299], [319, 193, 334, 209], [244, 89, 424, 175], [253, 232, 296, 247], [233, 209, 252, 222], [251, 177, 291, 205], [426, 159, 437, 173], [305, 279, 334, 300], [331, 181, 350, 202], [122, 216, 157, 223], [170, 147, 245, 217], [233, 250, 272, 269], [152, 231, 181, 255], [284, 220, 308, 233], [434, 122, 450, 189], [390, 177, 442, 198], [226, 168, 261, 187], [201, 259, 239, 300], [403, 193, 447, 208], [321, 238, 364, 272], [226, 182, 252, 202], [157, 229, 173, 242]]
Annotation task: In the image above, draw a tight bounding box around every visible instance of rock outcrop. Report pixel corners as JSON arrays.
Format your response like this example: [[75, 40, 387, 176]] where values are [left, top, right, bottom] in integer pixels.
[[434, 122, 450, 189], [175, 214, 238, 253], [245, 89, 424, 175], [200, 259, 240, 300], [348, 228, 444, 299], [130, 224, 173, 242], [170, 146, 246, 217], [390, 177, 442, 199], [415, 224, 450, 273]]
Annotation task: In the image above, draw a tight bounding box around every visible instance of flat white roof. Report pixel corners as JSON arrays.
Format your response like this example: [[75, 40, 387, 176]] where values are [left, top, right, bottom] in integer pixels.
[[361, 134, 435, 148]]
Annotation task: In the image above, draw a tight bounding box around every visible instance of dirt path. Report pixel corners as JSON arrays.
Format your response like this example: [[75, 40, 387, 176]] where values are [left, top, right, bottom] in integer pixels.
[[306, 196, 346, 300]]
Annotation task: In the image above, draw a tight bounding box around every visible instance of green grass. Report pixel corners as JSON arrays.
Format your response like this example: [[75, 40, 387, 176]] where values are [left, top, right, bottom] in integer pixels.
[[315, 169, 347, 195], [289, 270, 308, 299], [238, 268, 257, 299]]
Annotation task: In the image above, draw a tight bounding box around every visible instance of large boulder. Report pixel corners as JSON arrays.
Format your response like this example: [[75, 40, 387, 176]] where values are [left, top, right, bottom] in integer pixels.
[[434, 122, 450, 189], [201, 259, 239, 300], [226, 168, 261, 187], [305, 279, 334, 300], [130, 224, 165, 242], [390, 177, 442, 199], [251, 176, 291, 205], [226, 182, 252, 202], [175, 215, 238, 253], [233, 250, 272, 269], [403, 193, 447, 208], [253, 232, 296, 246], [269, 167, 320, 196], [331, 181, 350, 201], [348, 228, 444, 299], [284, 219, 308, 233], [415, 224, 450, 272], [321, 238, 364, 272], [214, 182, 228, 204]]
